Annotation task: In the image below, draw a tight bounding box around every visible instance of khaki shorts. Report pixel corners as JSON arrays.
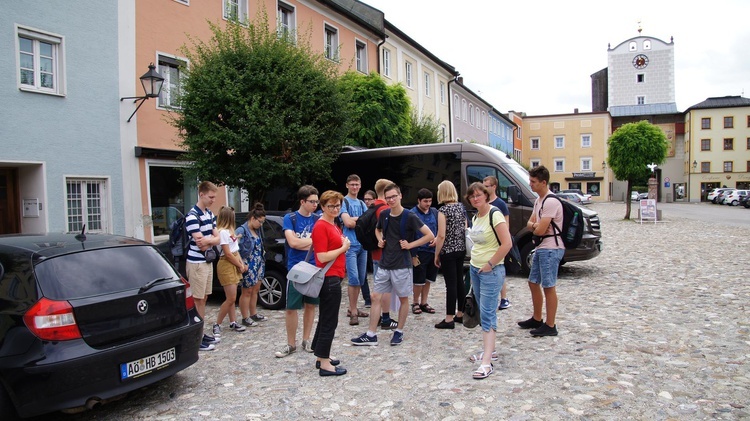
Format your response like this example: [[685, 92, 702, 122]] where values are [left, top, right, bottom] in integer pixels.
[[217, 252, 242, 286], [187, 261, 213, 300]]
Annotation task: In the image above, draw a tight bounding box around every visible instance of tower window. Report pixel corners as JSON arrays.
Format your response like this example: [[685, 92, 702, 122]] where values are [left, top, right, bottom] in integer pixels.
[[637, 74, 644, 83]]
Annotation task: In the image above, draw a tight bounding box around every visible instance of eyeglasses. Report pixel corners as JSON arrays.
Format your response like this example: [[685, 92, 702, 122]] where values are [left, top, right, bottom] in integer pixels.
[[364, 198, 374, 202], [305, 200, 319, 205], [468, 194, 485, 201], [384, 195, 399, 202], [325, 204, 342, 210]]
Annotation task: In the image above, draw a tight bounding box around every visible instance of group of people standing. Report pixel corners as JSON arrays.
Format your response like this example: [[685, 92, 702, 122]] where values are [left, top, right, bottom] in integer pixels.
[[183, 165, 566, 379]]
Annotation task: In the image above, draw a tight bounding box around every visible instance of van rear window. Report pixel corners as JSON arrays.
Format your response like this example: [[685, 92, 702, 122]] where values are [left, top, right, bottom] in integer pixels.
[[34, 246, 178, 300]]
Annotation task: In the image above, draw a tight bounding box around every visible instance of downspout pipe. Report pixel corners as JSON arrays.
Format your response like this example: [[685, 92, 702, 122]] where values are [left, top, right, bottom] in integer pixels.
[[447, 73, 460, 143]]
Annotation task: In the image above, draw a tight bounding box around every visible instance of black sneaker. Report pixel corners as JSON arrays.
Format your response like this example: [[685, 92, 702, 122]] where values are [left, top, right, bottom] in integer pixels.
[[380, 319, 398, 330], [453, 316, 463, 324], [434, 320, 455, 329], [530, 324, 558, 337], [517, 317, 544, 329]]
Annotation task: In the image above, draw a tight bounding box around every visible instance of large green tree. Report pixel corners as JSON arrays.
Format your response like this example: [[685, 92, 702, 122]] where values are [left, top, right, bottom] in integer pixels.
[[173, 15, 349, 202], [338, 72, 411, 148], [606, 120, 669, 219], [409, 110, 442, 144]]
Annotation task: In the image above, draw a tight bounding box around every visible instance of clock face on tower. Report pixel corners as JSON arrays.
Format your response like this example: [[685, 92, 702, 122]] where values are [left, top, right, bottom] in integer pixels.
[[632, 54, 649, 69]]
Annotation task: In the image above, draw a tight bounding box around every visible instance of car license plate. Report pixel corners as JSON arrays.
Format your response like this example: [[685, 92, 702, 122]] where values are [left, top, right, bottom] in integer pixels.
[[120, 347, 176, 380]]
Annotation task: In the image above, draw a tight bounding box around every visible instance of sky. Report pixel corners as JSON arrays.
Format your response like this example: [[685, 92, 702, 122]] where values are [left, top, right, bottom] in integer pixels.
[[363, 0, 750, 116]]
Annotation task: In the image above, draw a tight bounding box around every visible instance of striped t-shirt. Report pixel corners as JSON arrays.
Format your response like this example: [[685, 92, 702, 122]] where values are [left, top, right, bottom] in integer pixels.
[[185, 205, 216, 263]]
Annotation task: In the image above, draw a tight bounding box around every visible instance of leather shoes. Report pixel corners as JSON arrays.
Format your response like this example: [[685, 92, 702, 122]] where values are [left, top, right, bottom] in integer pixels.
[[315, 359, 341, 369], [319, 366, 347, 376]]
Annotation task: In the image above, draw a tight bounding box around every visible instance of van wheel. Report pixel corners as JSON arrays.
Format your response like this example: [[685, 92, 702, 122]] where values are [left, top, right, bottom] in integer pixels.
[[520, 242, 535, 275], [258, 269, 286, 310]]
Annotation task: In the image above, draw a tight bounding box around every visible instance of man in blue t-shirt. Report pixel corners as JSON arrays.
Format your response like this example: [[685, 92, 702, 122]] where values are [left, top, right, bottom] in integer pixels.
[[340, 174, 370, 326], [410, 188, 439, 316], [483, 176, 512, 310], [275, 185, 320, 358]]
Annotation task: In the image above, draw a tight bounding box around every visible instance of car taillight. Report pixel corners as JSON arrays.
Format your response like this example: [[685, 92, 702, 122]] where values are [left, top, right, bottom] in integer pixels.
[[23, 298, 82, 341], [181, 277, 195, 310]]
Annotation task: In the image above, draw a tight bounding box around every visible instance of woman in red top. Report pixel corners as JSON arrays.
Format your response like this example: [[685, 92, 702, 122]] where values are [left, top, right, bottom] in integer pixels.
[[310, 190, 350, 376]]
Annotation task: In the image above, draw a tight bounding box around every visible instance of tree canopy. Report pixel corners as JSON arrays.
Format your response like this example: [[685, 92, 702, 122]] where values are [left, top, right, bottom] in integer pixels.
[[606, 120, 669, 219], [338, 72, 412, 148], [173, 15, 349, 202]]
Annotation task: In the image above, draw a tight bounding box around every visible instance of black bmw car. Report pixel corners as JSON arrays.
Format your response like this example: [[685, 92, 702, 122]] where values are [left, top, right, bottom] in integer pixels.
[[0, 233, 203, 418]]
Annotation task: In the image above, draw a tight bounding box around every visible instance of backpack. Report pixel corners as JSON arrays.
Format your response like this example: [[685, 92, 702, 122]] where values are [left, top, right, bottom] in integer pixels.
[[355, 202, 387, 251], [381, 208, 413, 266], [168, 211, 192, 264], [539, 195, 584, 249], [472, 207, 522, 274]]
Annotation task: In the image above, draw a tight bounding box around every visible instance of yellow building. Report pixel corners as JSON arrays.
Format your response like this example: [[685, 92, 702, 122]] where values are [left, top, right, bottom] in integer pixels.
[[523, 111, 612, 201], [684, 96, 750, 202]]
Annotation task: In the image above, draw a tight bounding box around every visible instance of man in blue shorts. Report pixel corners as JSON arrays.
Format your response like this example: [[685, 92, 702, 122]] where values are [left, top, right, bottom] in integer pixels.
[[518, 165, 564, 337], [351, 183, 434, 346], [276, 185, 320, 357], [340, 174, 370, 326]]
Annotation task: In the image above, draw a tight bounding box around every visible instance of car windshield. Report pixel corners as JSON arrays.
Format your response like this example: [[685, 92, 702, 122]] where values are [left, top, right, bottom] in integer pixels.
[[35, 245, 178, 300]]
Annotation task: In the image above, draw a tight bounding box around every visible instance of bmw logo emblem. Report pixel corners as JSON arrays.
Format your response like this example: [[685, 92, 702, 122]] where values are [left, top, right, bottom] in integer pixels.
[[137, 300, 149, 314]]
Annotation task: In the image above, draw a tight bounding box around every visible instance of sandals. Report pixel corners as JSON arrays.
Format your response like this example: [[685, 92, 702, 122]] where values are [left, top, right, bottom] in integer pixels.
[[411, 303, 422, 314], [419, 303, 436, 314], [473, 363, 494, 380], [346, 309, 369, 318], [468, 351, 499, 363]]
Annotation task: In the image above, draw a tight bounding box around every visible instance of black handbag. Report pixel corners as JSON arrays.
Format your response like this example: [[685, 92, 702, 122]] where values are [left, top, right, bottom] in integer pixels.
[[203, 246, 220, 263], [463, 285, 480, 329]]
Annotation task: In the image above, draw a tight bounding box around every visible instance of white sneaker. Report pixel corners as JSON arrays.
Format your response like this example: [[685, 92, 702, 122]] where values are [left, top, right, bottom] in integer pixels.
[[229, 322, 246, 332]]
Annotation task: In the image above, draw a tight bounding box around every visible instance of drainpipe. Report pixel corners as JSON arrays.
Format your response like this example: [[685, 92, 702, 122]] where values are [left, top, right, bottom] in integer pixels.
[[376, 36, 386, 75], [447, 73, 460, 143]]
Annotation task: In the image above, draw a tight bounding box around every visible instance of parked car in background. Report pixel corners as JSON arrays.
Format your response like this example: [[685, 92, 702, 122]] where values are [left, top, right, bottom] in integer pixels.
[[160, 212, 288, 310], [708, 188, 733, 204], [0, 233, 203, 418], [723, 189, 748, 206], [741, 194, 750, 208], [716, 189, 732, 205], [561, 189, 592, 204], [631, 191, 640, 201], [557, 192, 584, 204]]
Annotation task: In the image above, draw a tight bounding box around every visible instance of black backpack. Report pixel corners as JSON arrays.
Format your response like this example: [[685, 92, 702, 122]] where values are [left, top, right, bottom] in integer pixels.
[[539, 195, 584, 249], [168, 212, 192, 264], [355, 202, 386, 251]]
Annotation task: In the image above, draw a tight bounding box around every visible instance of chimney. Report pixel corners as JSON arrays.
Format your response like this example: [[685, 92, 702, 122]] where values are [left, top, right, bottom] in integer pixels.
[[457, 76, 463, 84], [574, 108, 579, 114]]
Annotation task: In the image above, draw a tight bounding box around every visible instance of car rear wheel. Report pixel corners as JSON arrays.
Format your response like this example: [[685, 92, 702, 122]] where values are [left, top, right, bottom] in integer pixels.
[[731, 200, 738, 206], [258, 268, 286, 310], [520, 242, 535, 275]]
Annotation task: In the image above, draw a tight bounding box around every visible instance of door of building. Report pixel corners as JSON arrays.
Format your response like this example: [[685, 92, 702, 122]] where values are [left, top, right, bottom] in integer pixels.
[[701, 182, 720, 202], [0, 168, 20, 234]]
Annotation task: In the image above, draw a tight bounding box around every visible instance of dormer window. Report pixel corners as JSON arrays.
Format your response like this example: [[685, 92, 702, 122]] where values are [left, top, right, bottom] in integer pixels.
[[643, 39, 651, 50], [629, 41, 637, 51]]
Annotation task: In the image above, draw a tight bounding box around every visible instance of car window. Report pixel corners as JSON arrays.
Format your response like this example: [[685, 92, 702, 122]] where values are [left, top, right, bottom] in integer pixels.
[[263, 219, 283, 240], [35, 245, 178, 300]]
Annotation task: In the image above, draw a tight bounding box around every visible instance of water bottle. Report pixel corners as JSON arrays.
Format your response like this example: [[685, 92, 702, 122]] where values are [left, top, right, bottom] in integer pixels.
[[567, 211, 579, 242]]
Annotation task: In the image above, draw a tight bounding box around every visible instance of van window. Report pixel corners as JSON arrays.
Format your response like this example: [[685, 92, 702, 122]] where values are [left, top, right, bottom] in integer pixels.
[[467, 165, 515, 203]]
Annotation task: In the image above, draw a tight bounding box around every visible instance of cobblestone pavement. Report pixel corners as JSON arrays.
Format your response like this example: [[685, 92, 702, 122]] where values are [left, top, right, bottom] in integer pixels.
[[58, 203, 749, 420]]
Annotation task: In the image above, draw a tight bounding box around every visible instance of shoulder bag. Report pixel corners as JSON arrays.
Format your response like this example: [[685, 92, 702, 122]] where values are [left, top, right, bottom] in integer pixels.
[[287, 247, 335, 298]]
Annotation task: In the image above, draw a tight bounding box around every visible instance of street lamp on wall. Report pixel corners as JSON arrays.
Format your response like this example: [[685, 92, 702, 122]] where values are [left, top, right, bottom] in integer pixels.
[[120, 63, 165, 122], [692, 160, 697, 171]]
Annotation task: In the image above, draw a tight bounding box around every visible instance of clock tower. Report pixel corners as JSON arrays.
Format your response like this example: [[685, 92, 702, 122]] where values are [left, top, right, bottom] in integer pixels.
[[605, 33, 677, 116]]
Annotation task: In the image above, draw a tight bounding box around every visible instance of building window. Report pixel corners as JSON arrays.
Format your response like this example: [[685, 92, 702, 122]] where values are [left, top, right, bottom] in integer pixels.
[[223, 0, 248, 23], [637, 74, 644, 83], [461, 100, 467, 121], [441, 125, 446, 142], [554, 160, 564, 172], [530, 137, 540, 150], [424, 73, 430, 97], [405, 62, 413, 88], [700, 162, 710, 173], [324, 24, 338, 61], [724, 116, 734, 128], [629, 41, 637, 51], [747, 115, 750, 127], [555, 136, 564, 148], [747, 137, 750, 149], [382, 48, 391, 78], [637, 96, 645, 105], [747, 161, 750, 172], [587, 182, 601, 196], [355, 40, 367, 73], [277, 1, 296, 38], [158, 55, 186, 109], [530, 159, 540, 168], [17, 26, 65, 95], [581, 158, 592, 171], [469, 105, 474, 126], [581, 134, 591, 148], [724, 161, 733, 172], [440, 82, 446, 104], [701, 118, 711, 129], [66, 178, 108, 234], [454, 95, 460, 118], [643, 40, 651, 49], [724, 138, 734, 150], [701, 139, 711, 151]]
